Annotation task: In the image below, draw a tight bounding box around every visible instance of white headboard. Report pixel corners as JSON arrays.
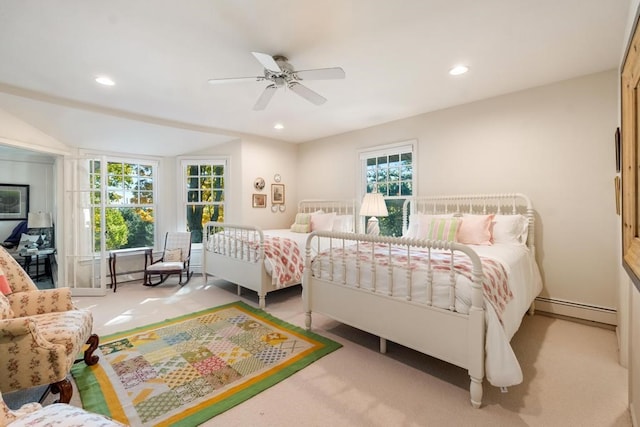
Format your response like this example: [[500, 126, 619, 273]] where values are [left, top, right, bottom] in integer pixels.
[[402, 193, 535, 250]]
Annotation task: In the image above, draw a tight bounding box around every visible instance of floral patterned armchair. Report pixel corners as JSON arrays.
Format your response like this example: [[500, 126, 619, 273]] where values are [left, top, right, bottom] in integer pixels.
[[0, 246, 99, 404], [1, 390, 125, 426]]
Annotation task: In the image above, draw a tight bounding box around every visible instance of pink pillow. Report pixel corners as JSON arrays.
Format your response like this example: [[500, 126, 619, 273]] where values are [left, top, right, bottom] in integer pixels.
[[0, 268, 11, 295], [457, 214, 494, 245]]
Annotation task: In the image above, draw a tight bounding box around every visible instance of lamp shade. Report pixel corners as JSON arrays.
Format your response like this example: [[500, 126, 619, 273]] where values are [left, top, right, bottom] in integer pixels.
[[27, 212, 52, 228], [359, 192, 389, 217]]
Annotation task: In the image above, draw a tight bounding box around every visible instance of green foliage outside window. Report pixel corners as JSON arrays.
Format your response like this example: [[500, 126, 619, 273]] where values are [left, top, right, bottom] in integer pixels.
[[186, 163, 225, 243], [90, 160, 155, 251]]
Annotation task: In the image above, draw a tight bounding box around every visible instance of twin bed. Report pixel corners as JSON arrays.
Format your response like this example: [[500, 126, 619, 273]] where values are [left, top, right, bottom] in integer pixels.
[[203, 199, 358, 308], [204, 193, 542, 407]]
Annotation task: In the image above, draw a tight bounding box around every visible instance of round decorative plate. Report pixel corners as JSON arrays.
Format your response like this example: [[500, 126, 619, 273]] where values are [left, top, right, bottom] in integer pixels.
[[273, 173, 281, 183], [279, 205, 286, 212], [271, 205, 278, 213], [254, 177, 265, 191]]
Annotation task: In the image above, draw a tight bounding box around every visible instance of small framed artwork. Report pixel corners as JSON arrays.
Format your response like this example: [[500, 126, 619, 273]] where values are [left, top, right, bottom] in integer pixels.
[[615, 127, 621, 173], [271, 184, 285, 205], [0, 184, 29, 220], [252, 193, 266, 208]]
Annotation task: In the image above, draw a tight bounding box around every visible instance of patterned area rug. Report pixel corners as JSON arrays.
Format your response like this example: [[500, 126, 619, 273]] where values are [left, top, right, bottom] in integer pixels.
[[71, 301, 341, 426]]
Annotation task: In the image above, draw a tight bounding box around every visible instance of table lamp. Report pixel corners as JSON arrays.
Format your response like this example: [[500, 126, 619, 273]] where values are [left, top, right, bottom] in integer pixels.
[[27, 211, 52, 248], [359, 187, 388, 235]]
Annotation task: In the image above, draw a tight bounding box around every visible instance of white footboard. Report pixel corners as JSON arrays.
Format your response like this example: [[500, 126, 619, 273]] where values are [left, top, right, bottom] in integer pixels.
[[302, 232, 485, 408], [204, 222, 272, 308]]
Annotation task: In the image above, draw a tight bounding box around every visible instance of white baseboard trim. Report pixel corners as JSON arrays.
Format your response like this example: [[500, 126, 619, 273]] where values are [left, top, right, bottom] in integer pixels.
[[535, 297, 617, 326]]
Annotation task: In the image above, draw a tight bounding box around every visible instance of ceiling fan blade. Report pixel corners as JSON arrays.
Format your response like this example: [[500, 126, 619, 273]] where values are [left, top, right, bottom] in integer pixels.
[[253, 84, 278, 110], [288, 82, 327, 105], [294, 67, 345, 81], [207, 76, 265, 85], [251, 52, 282, 73]]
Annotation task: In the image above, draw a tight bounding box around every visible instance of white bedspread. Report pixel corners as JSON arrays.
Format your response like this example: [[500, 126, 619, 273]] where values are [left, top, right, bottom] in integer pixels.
[[311, 241, 542, 387]]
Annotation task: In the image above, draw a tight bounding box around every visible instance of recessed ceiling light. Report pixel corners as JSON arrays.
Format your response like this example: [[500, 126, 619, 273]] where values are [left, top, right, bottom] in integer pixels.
[[274, 123, 284, 130], [95, 76, 115, 86], [449, 65, 469, 76]]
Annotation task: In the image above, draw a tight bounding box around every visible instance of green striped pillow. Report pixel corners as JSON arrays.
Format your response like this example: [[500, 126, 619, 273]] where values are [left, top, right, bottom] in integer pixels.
[[426, 218, 461, 242]]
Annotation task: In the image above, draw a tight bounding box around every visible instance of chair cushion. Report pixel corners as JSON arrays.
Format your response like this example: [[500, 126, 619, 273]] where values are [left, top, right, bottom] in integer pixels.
[[146, 262, 184, 272], [31, 309, 93, 358]]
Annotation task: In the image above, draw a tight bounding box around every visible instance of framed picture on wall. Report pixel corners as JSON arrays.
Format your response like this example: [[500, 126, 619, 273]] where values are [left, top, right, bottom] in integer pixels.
[[252, 193, 266, 208], [271, 184, 285, 205], [0, 184, 29, 220]]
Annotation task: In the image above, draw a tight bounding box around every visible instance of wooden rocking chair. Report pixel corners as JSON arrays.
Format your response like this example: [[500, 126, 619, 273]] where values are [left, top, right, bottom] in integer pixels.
[[143, 232, 193, 286]]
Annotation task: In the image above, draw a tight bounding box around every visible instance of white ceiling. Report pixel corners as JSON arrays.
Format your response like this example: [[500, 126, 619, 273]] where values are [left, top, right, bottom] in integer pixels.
[[0, 0, 630, 157]]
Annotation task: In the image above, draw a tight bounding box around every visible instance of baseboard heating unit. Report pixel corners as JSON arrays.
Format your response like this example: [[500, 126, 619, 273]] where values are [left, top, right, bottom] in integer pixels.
[[534, 297, 617, 326]]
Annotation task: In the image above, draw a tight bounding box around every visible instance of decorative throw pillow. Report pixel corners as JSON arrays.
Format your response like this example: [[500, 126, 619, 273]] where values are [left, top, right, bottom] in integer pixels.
[[0, 267, 11, 295], [493, 214, 528, 245], [311, 212, 336, 232], [0, 293, 14, 319], [290, 213, 312, 233], [164, 248, 182, 262], [457, 214, 495, 245], [413, 214, 455, 240], [290, 223, 310, 233], [421, 218, 461, 242]]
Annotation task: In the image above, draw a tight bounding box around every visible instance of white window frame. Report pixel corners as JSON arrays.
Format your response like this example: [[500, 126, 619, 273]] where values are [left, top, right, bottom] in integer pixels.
[[89, 155, 159, 252], [178, 157, 227, 246], [358, 140, 417, 236]]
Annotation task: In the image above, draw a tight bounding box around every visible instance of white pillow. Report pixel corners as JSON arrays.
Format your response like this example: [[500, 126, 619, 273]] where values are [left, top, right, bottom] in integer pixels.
[[311, 212, 337, 232], [492, 214, 529, 245], [332, 215, 354, 233]]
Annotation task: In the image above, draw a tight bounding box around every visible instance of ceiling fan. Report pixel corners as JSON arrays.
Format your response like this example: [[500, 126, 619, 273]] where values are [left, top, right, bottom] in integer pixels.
[[207, 52, 346, 110]]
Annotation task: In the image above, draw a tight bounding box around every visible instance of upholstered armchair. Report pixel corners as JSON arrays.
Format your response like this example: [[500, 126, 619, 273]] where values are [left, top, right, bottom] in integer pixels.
[[0, 246, 99, 404], [1, 390, 125, 426]]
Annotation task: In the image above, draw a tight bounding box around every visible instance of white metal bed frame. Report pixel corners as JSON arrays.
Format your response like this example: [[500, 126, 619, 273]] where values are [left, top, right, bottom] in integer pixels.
[[203, 199, 358, 309], [302, 193, 536, 408]]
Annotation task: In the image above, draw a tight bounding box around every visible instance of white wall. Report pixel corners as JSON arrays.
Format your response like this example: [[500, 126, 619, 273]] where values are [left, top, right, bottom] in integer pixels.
[[0, 108, 67, 244], [183, 136, 298, 229], [298, 70, 618, 314]]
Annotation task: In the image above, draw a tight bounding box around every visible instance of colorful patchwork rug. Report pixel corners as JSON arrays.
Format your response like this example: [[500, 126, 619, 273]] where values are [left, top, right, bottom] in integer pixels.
[[71, 301, 341, 426]]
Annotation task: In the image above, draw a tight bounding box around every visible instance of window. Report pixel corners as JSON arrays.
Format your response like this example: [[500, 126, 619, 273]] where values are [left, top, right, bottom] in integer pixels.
[[182, 159, 226, 243], [360, 141, 415, 236], [89, 159, 156, 251]]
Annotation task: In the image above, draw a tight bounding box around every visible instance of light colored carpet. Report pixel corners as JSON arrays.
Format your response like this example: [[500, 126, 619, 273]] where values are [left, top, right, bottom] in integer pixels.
[[65, 275, 629, 427]]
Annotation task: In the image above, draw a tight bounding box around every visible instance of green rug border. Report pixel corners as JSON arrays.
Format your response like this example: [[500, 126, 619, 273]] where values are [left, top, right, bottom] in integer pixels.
[[72, 301, 341, 426]]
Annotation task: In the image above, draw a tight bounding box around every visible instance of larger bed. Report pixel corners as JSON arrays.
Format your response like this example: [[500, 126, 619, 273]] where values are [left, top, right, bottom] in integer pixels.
[[302, 193, 542, 408], [203, 199, 357, 308]]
